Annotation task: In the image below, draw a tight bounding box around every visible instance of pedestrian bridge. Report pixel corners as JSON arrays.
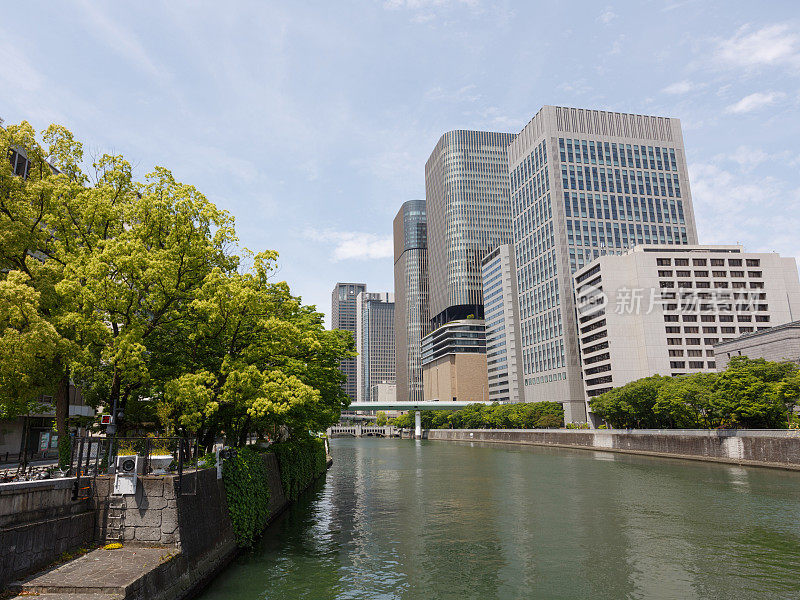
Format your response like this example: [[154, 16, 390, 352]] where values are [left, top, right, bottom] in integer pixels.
[[342, 400, 494, 439], [328, 425, 399, 438]]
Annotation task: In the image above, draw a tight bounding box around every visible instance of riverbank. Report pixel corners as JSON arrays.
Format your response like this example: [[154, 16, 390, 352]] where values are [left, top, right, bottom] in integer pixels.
[[425, 428, 800, 470]]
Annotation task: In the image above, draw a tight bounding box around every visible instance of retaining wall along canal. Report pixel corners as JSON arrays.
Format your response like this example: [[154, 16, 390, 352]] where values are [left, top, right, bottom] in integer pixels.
[[0, 478, 95, 589], [425, 429, 800, 470]]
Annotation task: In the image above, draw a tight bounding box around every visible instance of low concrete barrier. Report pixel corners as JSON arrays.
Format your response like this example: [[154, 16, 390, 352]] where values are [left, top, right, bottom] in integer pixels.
[[0, 478, 95, 589], [425, 429, 800, 470]]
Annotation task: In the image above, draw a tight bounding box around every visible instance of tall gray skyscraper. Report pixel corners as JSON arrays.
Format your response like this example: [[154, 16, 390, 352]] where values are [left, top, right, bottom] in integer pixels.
[[507, 106, 698, 422], [356, 292, 395, 403], [331, 282, 367, 400], [425, 130, 517, 328], [393, 200, 430, 402]]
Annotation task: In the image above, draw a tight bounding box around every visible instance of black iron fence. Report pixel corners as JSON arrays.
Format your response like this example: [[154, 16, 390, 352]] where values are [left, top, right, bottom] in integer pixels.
[[71, 436, 200, 500]]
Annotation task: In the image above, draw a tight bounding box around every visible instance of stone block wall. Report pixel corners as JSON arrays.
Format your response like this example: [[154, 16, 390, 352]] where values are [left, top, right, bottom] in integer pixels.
[[93, 474, 182, 546]]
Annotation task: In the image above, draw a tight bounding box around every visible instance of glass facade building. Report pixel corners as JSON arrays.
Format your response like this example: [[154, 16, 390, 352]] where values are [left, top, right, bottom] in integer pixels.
[[393, 200, 430, 402], [331, 282, 367, 400], [425, 130, 517, 328], [507, 106, 699, 422]]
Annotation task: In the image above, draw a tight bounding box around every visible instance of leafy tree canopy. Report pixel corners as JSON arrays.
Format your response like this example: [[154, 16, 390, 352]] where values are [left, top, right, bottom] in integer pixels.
[[0, 121, 352, 446], [590, 357, 800, 429]]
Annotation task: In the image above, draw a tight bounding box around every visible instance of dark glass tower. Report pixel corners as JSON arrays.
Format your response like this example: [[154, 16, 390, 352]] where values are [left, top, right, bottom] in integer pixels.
[[393, 200, 430, 402]]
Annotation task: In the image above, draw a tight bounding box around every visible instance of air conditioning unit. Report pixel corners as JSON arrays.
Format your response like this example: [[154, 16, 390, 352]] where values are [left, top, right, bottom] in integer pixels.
[[113, 455, 139, 495]]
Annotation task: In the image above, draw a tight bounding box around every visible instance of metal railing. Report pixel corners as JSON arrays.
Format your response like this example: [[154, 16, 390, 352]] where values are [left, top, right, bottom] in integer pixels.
[[70, 436, 200, 500]]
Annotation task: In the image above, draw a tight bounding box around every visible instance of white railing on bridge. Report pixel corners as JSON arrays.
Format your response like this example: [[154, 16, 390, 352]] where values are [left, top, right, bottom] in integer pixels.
[[327, 425, 399, 438]]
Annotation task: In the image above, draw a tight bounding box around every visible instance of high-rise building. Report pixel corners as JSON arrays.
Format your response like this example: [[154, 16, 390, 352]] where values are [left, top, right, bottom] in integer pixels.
[[393, 200, 430, 402], [482, 245, 524, 403], [356, 292, 395, 403], [425, 130, 517, 328], [507, 106, 699, 422], [573, 245, 800, 420], [331, 282, 367, 400]]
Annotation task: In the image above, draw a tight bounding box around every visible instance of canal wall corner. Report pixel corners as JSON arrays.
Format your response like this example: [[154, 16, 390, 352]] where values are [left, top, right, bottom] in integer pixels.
[[425, 429, 800, 470]]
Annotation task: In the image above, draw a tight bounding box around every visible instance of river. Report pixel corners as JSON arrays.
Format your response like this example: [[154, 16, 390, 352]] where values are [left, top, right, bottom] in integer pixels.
[[197, 437, 800, 599]]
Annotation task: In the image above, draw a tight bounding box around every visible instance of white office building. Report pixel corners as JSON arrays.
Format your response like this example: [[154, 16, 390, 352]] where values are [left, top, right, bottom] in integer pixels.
[[481, 245, 524, 403], [356, 292, 395, 403], [572, 245, 800, 422]]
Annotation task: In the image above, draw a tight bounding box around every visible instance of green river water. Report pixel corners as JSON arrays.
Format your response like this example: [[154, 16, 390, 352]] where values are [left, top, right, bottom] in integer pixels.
[[197, 437, 800, 599]]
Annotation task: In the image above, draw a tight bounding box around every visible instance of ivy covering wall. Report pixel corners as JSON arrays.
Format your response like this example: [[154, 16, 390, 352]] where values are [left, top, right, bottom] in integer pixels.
[[221, 437, 328, 548], [221, 447, 272, 548], [270, 436, 327, 502]]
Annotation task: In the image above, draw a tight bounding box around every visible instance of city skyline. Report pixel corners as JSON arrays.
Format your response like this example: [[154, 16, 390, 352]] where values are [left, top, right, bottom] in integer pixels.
[[2, 2, 799, 327]]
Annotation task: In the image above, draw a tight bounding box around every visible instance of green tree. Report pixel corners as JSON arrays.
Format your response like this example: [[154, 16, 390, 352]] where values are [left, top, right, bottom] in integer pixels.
[[0, 121, 352, 451], [709, 357, 792, 428]]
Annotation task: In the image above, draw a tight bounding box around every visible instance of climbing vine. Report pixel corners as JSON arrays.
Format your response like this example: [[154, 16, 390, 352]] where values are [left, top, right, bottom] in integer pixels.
[[270, 436, 327, 501], [222, 447, 271, 548]]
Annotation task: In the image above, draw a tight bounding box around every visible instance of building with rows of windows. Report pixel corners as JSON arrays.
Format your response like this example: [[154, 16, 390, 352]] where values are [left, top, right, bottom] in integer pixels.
[[356, 292, 396, 404], [506, 106, 699, 422], [573, 245, 800, 422], [425, 130, 517, 329], [331, 282, 367, 400], [481, 245, 523, 403], [421, 319, 489, 403]]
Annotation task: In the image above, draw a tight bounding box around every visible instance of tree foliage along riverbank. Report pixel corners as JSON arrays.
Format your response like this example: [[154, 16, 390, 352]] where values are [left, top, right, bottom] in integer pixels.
[[390, 401, 564, 429], [589, 357, 800, 429], [0, 121, 353, 453]]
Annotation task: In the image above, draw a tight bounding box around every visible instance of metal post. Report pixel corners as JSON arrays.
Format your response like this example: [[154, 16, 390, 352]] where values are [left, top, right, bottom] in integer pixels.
[[73, 437, 85, 501], [177, 438, 184, 495], [414, 411, 422, 439]]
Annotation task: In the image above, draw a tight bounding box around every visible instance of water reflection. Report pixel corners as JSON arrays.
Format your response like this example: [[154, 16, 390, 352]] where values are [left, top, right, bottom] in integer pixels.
[[198, 438, 800, 600]]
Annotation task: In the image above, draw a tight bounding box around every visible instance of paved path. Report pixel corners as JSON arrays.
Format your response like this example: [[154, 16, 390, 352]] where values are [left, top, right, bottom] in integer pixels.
[[12, 546, 177, 599]]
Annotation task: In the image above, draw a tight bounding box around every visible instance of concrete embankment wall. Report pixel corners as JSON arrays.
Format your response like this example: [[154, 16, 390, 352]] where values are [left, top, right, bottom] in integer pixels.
[[0, 478, 95, 589], [426, 429, 800, 470]]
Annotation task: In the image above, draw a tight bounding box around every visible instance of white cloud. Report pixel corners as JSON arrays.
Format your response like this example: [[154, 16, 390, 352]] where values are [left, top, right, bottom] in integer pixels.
[[559, 79, 593, 95], [598, 7, 616, 24], [725, 91, 785, 114], [74, 0, 169, 81], [424, 83, 480, 103], [690, 161, 800, 262], [716, 24, 800, 68], [383, 0, 482, 23], [306, 229, 393, 261], [662, 80, 695, 95], [384, 0, 479, 9], [609, 34, 625, 55]]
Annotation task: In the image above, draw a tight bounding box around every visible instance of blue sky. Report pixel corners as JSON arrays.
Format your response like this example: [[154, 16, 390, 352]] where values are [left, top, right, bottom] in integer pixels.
[[2, 1, 800, 326]]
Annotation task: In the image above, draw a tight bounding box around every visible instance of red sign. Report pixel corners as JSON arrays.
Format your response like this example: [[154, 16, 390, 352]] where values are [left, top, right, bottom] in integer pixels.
[[100, 414, 113, 425]]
